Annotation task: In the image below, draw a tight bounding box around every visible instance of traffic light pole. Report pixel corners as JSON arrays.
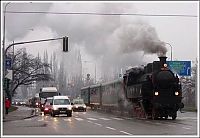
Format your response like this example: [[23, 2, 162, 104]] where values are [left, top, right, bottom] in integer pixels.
[[3, 36, 68, 119], [5, 37, 64, 54]]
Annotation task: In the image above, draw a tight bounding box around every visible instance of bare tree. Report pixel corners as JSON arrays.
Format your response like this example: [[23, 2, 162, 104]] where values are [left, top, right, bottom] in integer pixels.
[[8, 48, 53, 97]]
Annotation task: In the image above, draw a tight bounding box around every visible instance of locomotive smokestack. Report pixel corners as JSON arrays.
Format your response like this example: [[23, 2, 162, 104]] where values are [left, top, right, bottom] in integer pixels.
[[159, 56, 167, 68]]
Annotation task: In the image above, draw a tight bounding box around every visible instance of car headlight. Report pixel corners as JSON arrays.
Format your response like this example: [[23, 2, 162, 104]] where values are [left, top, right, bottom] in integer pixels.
[[68, 106, 72, 110], [75, 105, 78, 108], [154, 92, 159, 96], [83, 105, 86, 108], [175, 91, 179, 96], [53, 107, 58, 110], [36, 102, 38, 105]]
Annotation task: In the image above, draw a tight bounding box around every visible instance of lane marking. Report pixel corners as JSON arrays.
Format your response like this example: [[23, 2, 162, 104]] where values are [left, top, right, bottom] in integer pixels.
[[38, 119, 44, 121], [167, 124, 176, 127], [99, 118, 111, 120], [87, 120, 93, 123], [111, 117, 124, 121], [182, 127, 191, 130], [64, 118, 72, 122], [106, 126, 116, 130], [24, 118, 32, 121], [123, 117, 132, 120], [120, 131, 133, 135], [87, 118, 97, 121], [94, 123, 102, 126], [75, 118, 83, 121], [155, 122, 162, 125]]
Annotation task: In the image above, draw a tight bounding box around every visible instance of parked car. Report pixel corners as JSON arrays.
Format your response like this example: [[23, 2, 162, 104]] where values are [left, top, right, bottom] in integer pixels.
[[44, 97, 53, 115], [72, 98, 87, 112], [51, 96, 72, 117]]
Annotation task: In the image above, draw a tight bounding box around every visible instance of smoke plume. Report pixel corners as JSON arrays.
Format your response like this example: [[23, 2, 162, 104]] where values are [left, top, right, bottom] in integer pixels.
[[5, 3, 168, 81]]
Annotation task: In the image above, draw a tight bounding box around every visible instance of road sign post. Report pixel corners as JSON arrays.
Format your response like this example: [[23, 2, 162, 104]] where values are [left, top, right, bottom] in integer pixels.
[[166, 61, 191, 76]]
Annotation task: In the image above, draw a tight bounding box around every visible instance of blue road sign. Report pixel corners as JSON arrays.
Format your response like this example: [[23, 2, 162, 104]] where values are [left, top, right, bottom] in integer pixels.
[[166, 61, 191, 76], [6, 58, 12, 69]]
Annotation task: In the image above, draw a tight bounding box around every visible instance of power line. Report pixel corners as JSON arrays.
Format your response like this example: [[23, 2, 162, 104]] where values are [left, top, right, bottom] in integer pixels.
[[6, 11, 197, 18]]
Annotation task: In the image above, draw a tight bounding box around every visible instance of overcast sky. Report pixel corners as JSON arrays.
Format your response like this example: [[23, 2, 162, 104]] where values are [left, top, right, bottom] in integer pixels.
[[2, 1, 198, 80]]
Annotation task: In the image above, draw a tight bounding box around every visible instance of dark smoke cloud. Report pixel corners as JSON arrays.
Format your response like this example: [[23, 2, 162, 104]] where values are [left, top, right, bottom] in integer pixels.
[[113, 23, 167, 56]]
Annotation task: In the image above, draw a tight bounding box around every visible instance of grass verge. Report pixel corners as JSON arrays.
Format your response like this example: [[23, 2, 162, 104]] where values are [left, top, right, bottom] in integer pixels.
[[182, 106, 197, 112]]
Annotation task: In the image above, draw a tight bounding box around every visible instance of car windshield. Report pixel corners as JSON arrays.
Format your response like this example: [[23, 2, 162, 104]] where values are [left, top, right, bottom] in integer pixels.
[[46, 98, 53, 104], [54, 99, 70, 105], [74, 100, 84, 104]]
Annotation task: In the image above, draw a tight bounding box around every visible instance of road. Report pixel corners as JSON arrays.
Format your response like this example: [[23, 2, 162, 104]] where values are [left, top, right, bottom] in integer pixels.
[[3, 108, 197, 136]]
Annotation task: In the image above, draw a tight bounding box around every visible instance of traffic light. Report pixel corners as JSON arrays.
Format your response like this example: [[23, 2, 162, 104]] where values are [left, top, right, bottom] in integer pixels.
[[63, 36, 68, 52]]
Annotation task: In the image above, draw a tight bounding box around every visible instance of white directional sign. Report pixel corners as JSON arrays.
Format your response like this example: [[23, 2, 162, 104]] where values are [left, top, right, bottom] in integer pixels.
[[5, 69, 13, 80]]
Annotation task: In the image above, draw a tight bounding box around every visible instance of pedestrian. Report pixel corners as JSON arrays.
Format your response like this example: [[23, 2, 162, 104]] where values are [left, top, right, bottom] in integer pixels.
[[5, 98, 11, 114]]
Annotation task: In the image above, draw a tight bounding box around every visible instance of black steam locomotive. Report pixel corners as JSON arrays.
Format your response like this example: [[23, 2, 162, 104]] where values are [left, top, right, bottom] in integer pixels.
[[81, 56, 184, 120]]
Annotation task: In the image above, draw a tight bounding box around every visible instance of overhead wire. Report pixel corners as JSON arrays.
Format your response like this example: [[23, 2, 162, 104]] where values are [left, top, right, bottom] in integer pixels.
[[5, 11, 197, 18]]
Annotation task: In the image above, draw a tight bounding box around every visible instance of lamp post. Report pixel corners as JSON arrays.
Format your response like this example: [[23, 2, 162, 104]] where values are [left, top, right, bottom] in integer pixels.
[[165, 42, 173, 61], [2, 2, 11, 118]]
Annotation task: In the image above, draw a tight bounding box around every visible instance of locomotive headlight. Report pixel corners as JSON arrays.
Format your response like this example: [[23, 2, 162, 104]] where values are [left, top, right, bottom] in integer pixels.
[[154, 92, 159, 96], [175, 92, 179, 96]]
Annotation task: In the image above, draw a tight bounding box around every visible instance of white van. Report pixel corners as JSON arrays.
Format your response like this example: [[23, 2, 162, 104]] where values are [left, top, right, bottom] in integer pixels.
[[51, 96, 72, 117]]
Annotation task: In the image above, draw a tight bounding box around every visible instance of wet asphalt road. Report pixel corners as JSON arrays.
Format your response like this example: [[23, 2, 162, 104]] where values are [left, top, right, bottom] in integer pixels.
[[3, 108, 198, 136]]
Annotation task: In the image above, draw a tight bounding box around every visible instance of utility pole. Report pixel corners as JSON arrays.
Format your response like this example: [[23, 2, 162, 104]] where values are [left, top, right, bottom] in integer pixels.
[[165, 42, 173, 61], [2, 2, 11, 119]]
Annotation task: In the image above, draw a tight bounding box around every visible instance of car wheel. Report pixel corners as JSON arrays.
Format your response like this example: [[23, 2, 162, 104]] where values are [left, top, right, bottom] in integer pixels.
[[52, 111, 55, 117], [67, 112, 72, 117]]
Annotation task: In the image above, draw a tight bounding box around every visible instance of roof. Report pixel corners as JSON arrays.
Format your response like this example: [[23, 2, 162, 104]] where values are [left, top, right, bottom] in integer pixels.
[[53, 96, 69, 99], [41, 87, 57, 92]]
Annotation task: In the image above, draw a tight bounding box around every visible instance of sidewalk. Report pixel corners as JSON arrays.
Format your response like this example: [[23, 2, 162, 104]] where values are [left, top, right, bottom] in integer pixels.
[[3, 106, 38, 122]]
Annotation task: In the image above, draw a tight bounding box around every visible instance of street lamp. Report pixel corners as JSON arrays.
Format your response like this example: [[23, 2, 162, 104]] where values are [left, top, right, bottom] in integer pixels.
[[3, 2, 10, 51], [164, 42, 173, 61], [2, 2, 11, 119]]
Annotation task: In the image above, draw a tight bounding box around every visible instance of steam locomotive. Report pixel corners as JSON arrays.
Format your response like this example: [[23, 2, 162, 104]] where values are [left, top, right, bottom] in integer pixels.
[[81, 56, 184, 120]]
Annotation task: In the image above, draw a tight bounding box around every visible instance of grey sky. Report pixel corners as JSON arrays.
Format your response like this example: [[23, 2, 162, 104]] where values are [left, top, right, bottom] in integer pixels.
[[2, 1, 198, 80]]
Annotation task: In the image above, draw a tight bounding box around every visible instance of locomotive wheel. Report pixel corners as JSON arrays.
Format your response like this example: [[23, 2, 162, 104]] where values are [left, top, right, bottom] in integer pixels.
[[171, 112, 177, 120], [164, 116, 168, 120], [135, 108, 141, 118], [139, 109, 147, 119], [172, 115, 177, 120], [152, 109, 158, 120]]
